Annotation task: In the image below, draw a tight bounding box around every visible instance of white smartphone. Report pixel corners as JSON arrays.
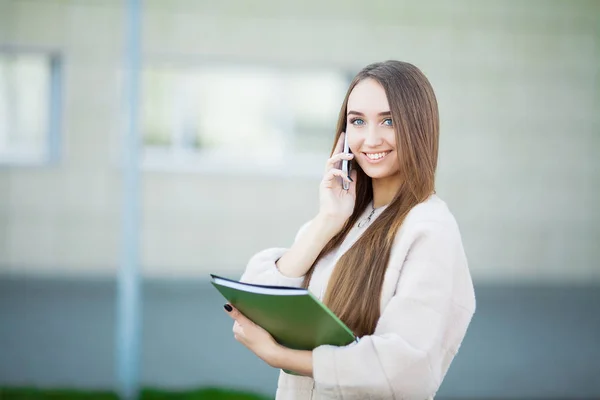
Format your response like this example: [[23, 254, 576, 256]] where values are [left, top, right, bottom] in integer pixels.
[[341, 133, 352, 190]]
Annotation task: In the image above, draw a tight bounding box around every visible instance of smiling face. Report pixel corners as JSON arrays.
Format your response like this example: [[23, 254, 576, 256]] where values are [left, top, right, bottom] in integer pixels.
[[346, 78, 401, 181]]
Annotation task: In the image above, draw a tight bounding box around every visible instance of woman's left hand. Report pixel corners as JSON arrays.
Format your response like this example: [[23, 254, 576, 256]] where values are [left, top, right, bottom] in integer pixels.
[[224, 304, 282, 368]]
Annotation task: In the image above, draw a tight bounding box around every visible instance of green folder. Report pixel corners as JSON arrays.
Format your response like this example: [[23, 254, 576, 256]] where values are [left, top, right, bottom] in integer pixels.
[[210, 274, 357, 370]]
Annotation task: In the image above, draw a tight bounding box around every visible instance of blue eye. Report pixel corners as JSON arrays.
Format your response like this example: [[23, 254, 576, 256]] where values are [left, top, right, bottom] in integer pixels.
[[383, 118, 393, 126], [350, 118, 365, 126]]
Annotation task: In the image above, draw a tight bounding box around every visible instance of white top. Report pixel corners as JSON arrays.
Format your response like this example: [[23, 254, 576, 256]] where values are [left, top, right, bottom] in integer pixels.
[[240, 194, 476, 400]]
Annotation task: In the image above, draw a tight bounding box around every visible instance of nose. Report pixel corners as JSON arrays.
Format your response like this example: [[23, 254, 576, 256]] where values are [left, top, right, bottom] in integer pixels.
[[362, 125, 384, 148]]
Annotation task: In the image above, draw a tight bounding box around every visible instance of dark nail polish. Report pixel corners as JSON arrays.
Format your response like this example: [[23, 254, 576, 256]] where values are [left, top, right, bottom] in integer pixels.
[[224, 304, 233, 312], [348, 176, 354, 182]]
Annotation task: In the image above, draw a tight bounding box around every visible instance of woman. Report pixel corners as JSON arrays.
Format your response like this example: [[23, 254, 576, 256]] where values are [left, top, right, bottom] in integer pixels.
[[224, 60, 476, 399]]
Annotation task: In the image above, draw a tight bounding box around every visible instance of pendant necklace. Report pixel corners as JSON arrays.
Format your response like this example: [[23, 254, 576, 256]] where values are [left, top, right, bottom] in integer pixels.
[[357, 204, 379, 228]]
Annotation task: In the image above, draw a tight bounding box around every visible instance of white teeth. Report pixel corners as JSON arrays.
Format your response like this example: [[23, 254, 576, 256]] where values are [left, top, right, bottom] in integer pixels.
[[365, 152, 389, 160]]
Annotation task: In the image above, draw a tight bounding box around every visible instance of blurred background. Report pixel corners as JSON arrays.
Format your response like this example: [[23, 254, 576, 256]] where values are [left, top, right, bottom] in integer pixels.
[[0, 0, 599, 399]]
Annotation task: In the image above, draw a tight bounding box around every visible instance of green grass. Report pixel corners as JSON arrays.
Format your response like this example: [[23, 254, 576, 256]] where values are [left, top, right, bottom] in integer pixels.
[[0, 387, 272, 400]]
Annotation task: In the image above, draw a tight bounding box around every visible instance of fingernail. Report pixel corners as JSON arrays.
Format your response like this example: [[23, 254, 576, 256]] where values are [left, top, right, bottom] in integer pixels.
[[348, 176, 354, 182], [224, 304, 232, 312]]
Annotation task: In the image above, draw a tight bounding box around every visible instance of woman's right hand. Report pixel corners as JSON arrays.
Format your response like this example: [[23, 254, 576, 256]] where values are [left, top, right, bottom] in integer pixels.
[[274, 133, 357, 278], [318, 132, 358, 234]]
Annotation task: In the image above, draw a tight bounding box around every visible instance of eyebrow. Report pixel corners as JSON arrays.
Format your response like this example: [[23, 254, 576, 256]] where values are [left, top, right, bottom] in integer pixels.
[[347, 110, 392, 117]]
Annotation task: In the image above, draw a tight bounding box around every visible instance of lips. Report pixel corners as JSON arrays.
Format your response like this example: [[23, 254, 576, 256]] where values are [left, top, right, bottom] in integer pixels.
[[363, 151, 391, 163]]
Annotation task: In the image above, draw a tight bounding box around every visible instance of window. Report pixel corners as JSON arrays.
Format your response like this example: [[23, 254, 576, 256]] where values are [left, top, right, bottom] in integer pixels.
[[141, 64, 350, 176], [0, 49, 62, 165]]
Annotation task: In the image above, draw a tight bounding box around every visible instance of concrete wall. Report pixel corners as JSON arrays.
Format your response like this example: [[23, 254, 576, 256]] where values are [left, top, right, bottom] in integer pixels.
[[2, 278, 599, 398], [0, 0, 599, 283]]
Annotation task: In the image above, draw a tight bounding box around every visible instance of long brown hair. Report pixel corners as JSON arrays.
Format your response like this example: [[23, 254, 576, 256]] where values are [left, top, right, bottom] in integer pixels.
[[302, 60, 440, 337]]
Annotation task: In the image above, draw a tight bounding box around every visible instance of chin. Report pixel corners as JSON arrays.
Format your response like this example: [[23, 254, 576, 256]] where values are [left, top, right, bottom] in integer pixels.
[[366, 173, 396, 180], [359, 165, 399, 180]]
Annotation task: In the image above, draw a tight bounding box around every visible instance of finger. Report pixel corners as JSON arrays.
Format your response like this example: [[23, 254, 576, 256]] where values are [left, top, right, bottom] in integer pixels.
[[223, 304, 251, 325], [232, 321, 244, 336], [323, 168, 353, 186], [325, 168, 353, 182], [325, 152, 354, 172]]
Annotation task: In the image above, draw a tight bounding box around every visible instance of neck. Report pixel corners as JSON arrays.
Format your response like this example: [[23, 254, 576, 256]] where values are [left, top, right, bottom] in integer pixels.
[[371, 173, 402, 208]]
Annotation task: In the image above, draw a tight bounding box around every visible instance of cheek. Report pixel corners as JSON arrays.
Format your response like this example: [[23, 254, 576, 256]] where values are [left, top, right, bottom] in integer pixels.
[[346, 133, 361, 155], [385, 130, 397, 149], [349, 142, 361, 155]]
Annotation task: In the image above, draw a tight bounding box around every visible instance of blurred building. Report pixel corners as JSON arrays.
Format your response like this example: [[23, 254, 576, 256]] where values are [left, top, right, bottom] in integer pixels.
[[0, 0, 599, 398]]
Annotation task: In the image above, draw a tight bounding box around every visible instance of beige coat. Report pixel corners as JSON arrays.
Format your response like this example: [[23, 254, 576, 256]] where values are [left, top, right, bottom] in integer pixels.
[[241, 194, 476, 399]]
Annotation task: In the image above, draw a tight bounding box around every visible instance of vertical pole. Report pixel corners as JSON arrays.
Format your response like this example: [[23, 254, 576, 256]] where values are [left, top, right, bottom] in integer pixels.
[[48, 54, 63, 164], [117, 0, 142, 399]]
